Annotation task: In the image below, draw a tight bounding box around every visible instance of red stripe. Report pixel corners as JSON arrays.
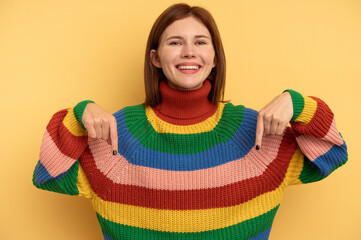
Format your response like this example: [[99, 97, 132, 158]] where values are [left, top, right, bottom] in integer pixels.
[[291, 97, 334, 139], [79, 129, 297, 210], [46, 109, 88, 159]]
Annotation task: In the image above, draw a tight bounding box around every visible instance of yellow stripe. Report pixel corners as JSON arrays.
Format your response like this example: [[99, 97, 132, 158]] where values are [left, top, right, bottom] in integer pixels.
[[294, 95, 317, 124], [284, 148, 304, 186], [92, 189, 283, 232], [90, 151, 302, 233], [63, 109, 87, 136], [76, 164, 94, 199], [92, 185, 284, 232], [145, 103, 225, 134]]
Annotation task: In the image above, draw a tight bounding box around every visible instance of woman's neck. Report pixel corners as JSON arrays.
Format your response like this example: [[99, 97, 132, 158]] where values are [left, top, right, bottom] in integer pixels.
[[152, 80, 218, 125]]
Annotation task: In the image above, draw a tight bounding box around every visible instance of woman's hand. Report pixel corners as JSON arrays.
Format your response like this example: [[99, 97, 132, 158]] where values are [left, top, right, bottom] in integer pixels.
[[255, 92, 293, 149], [82, 103, 118, 155]]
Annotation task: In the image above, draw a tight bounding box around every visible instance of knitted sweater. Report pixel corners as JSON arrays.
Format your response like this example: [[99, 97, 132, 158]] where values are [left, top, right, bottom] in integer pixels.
[[33, 80, 348, 240]]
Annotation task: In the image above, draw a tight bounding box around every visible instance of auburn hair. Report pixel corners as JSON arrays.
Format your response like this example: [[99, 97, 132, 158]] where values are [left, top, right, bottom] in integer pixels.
[[144, 3, 226, 106]]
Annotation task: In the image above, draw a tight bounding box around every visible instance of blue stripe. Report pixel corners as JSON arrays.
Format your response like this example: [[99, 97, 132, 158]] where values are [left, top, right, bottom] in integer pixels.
[[34, 161, 71, 184], [103, 233, 114, 240], [313, 140, 348, 176], [114, 107, 258, 171], [249, 227, 271, 240]]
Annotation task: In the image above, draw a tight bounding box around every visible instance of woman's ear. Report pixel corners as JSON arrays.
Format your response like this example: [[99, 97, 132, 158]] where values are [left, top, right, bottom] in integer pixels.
[[212, 56, 217, 68], [150, 49, 162, 68]]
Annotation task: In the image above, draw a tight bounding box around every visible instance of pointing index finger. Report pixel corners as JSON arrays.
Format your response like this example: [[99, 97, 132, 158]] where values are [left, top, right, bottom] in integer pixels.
[[109, 117, 118, 155], [255, 113, 264, 150]]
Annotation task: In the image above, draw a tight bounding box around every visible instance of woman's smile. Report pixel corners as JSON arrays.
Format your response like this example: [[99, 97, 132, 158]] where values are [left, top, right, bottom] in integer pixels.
[[176, 62, 202, 74]]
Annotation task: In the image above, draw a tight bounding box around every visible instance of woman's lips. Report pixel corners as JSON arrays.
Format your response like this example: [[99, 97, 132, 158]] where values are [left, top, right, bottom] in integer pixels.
[[176, 64, 201, 74]]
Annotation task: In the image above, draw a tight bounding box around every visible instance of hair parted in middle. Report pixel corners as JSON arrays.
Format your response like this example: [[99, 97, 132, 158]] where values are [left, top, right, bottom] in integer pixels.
[[144, 3, 226, 106]]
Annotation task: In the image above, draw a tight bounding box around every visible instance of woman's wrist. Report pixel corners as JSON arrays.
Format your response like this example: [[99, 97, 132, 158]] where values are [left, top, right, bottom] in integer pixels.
[[283, 89, 304, 121], [73, 100, 95, 129], [283, 89, 318, 124]]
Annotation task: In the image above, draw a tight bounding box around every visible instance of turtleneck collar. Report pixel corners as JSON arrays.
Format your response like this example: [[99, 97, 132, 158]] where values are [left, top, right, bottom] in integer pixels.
[[152, 80, 218, 125]]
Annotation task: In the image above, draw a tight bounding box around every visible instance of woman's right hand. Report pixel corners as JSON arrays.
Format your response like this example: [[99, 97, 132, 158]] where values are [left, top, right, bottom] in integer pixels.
[[82, 103, 118, 155]]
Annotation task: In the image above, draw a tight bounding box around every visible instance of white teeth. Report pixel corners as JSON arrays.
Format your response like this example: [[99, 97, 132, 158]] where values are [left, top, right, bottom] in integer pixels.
[[177, 65, 200, 70]]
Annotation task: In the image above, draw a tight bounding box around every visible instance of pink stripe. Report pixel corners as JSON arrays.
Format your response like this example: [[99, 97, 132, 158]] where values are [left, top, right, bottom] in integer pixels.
[[295, 117, 343, 162], [295, 134, 334, 162], [39, 130, 77, 177], [322, 118, 344, 146], [88, 134, 284, 190]]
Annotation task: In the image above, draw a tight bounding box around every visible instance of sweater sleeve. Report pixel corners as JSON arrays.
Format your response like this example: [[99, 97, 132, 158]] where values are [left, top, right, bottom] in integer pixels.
[[32, 100, 94, 198], [283, 90, 348, 186]]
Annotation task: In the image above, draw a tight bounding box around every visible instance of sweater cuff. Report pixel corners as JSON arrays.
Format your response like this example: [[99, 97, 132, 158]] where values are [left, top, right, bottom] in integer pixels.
[[283, 89, 317, 124], [73, 100, 95, 129]]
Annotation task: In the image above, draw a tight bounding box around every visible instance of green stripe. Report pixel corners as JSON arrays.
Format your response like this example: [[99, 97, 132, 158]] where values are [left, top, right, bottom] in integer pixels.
[[124, 103, 245, 154], [283, 89, 304, 121], [299, 155, 348, 184], [33, 161, 80, 195], [96, 205, 279, 240], [73, 100, 95, 129]]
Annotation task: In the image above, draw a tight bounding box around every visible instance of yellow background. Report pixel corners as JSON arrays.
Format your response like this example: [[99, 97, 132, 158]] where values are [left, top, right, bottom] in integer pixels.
[[1, 0, 360, 239]]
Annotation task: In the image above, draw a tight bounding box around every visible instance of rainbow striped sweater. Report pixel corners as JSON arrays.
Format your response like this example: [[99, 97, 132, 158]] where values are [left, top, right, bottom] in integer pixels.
[[33, 81, 347, 240]]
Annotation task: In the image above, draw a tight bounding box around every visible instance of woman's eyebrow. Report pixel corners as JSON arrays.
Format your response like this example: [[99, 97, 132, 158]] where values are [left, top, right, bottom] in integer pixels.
[[166, 36, 183, 41], [194, 35, 211, 39], [165, 35, 211, 41]]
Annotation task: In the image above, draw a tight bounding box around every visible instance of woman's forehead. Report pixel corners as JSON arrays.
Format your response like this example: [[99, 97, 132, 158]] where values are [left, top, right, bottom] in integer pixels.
[[160, 16, 212, 41]]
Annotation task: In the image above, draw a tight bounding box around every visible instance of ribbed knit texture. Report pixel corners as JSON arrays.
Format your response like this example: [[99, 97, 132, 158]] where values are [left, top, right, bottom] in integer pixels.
[[152, 80, 218, 125], [33, 83, 348, 240]]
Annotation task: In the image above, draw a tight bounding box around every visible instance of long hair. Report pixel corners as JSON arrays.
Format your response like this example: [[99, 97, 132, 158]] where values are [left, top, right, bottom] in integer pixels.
[[144, 3, 226, 106]]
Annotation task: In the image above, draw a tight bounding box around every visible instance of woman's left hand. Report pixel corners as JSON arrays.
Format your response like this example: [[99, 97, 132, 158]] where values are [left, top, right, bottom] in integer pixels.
[[255, 92, 293, 149]]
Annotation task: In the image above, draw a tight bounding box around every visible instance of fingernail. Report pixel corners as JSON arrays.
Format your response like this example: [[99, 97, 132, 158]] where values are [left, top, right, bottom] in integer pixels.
[[113, 150, 117, 155], [256, 145, 260, 150]]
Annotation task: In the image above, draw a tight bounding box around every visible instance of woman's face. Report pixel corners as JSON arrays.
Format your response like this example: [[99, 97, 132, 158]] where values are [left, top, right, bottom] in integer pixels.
[[150, 16, 216, 91]]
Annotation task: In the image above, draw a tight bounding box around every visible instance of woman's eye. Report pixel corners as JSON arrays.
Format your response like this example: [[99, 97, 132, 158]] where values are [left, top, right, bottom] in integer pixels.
[[170, 42, 180, 45], [196, 41, 206, 45]]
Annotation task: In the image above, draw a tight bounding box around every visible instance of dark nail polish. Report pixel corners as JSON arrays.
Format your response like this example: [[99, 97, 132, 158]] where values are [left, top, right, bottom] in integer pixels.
[[256, 145, 260, 150], [113, 150, 117, 155]]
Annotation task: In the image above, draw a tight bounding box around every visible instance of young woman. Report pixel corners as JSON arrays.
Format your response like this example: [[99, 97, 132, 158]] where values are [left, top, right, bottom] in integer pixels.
[[33, 3, 348, 240]]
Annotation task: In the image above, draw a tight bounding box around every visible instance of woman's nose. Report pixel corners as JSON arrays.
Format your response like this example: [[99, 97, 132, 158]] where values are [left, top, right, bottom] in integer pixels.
[[181, 44, 195, 58]]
